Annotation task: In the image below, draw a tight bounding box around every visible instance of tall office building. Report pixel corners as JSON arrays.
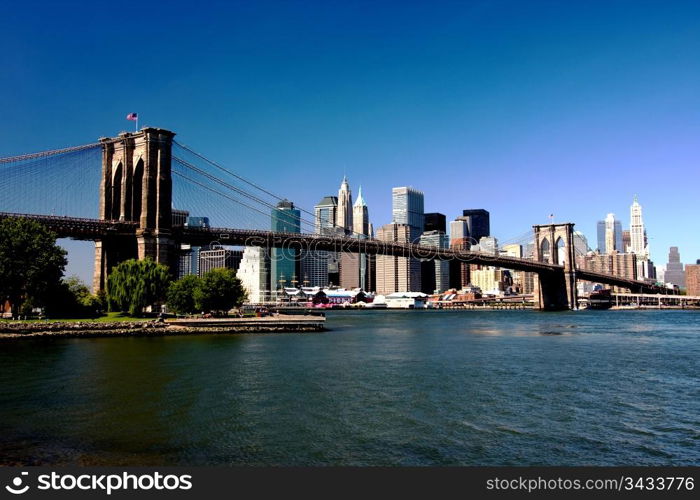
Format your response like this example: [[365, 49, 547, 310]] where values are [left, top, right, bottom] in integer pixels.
[[336, 176, 353, 233], [340, 186, 372, 290], [664, 247, 685, 287], [237, 247, 270, 303], [271, 199, 301, 292], [300, 249, 330, 287], [198, 248, 242, 276], [424, 212, 446, 233], [352, 186, 369, 236], [597, 215, 622, 254], [461, 209, 490, 242], [392, 186, 424, 242], [314, 196, 338, 234], [576, 252, 638, 290], [629, 196, 648, 258], [477, 236, 498, 254], [449, 218, 471, 289], [375, 223, 421, 294], [622, 230, 631, 253], [419, 230, 450, 294], [573, 231, 589, 256], [605, 213, 616, 255], [686, 264, 700, 296]]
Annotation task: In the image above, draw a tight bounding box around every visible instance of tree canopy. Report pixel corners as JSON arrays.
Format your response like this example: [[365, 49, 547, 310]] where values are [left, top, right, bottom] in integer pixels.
[[166, 274, 201, 315], [0, 217, 67, 316], [166, 268, 246, 315], [107, 259, 171, 316]]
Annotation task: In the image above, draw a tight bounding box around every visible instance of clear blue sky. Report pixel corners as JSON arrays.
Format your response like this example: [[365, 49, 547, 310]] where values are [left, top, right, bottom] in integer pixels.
[[2, 0, 699, 284]]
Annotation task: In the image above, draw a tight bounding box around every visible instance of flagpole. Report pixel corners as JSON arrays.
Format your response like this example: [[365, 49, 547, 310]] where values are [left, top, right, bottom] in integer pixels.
[[136, 116, 138, 132]]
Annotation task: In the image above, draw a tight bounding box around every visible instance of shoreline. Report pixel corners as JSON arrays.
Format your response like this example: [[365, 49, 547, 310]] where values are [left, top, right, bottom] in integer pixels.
[[0, 315, 326, 340]]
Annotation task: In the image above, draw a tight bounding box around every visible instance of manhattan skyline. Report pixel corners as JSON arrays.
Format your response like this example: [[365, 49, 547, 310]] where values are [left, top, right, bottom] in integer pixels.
[[1, 1, 699, 283]]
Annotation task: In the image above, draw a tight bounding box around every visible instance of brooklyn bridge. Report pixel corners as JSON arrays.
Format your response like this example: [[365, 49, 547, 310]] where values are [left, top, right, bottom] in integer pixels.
[[0, 127, 666, 310]]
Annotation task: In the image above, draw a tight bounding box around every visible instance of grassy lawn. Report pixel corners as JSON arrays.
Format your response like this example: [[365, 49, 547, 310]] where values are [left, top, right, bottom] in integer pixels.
[[0, 312, 148, 323]]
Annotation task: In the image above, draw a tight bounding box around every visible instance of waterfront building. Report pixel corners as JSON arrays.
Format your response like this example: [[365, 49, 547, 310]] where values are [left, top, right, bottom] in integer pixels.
[[182, 215, 210, 277], [424, 212, 446, 233], [238, 246, 270, 303], [686, 264, 700, 296], [419, 230, 450, 294], [664, 247, 685, 287], [300, 249, 330, 287], [461, 209, 490, 241], [392, 186, 424, 242], [198, 248, 242, 276], [271, 199, 301, 293], [470, 268, 509, 295], [177, 244, 193, 279], [336, 176, 353, 233], [375, 223, 421, 294], [315, 196, 338, 234]]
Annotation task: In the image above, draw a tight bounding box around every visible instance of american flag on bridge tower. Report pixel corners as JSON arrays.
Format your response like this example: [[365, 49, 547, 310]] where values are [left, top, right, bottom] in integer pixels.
[[126, 113, 138, 121]]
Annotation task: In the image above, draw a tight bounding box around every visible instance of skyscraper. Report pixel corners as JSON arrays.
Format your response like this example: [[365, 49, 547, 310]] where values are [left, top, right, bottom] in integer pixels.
[[392, 186, 424, 242], [424, 212, 446, 233], [238, 247, 270, 303], [375, 223, 421, 294], [629, 196, 648, 258], [686, 264, 700, 296], [341, 185, 372, 290], [314, 196, 338, 234], [271, 199, 300, 293], [664, 247, 685, 287], [461, 209, 490, 242], [419, 230, 450, 294], [336, 176, 353, 233], [449, 218, 471, 289], [597, 215, 622, 254], [352, 186, 369, 236]]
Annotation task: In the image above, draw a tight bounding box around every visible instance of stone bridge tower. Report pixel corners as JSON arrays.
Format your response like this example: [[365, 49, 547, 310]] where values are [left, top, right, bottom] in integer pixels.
[[532, 222, 578, 310], [93, 128, 176, 291]]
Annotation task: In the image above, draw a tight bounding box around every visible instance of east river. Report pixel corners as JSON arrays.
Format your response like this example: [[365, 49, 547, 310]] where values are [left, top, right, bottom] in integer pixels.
[[0, 310, 698, 465]]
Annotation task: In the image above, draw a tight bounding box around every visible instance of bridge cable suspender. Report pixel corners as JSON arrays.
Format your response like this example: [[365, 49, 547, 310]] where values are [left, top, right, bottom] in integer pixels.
[[172, 141, 370, 239], [0, 142, 106, 164]]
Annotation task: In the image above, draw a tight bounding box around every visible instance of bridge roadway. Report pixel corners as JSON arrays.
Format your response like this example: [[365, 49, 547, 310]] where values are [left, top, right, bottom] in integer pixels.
[[0, 212, 665, 293]]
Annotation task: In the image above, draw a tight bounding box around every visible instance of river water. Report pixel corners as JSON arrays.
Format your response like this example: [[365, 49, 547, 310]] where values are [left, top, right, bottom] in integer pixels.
[[0, 310, 698, 465]]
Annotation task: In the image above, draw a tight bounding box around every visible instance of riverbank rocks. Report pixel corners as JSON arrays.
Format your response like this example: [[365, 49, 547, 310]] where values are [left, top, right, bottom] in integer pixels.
[[0, 319, 325, 340]]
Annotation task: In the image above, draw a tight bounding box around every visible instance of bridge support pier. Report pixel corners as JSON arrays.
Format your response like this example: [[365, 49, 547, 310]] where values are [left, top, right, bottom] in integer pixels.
[[94, 128, 176, 292], [533, 223, 578, 311]]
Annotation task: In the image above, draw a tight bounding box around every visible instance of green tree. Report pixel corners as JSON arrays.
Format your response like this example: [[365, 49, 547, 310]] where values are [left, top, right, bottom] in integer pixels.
[[167, 274, 202, 315], [0, 217, 67, 317], [107, 259, 171, 316], [44, 276, 104, 318], [194, 268, 246, 314]]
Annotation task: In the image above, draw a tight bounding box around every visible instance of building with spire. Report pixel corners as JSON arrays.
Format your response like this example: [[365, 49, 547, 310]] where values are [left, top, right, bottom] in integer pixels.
[[340, 185, 374, 290], [336, 176, 353, 234], [352, 186, 369, 236], [629, 196, 648, 258]]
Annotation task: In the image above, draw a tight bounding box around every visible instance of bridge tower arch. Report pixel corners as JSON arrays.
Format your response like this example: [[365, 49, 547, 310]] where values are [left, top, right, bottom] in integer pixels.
[[532, 223, 578, 310], [93, 128, 176, 291]]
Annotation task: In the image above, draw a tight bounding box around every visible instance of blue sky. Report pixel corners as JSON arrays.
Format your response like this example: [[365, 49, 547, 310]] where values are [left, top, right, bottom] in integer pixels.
[[1, 0, 699, 284]]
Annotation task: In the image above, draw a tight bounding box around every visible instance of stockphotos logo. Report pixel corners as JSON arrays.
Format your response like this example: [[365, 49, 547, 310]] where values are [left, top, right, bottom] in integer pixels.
[[5, 472, 29, 495], [4, 472, 192, 496]]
